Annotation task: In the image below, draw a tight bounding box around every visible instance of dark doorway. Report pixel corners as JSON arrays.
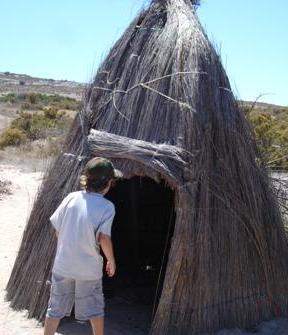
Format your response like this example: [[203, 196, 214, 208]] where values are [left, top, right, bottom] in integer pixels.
[[104, 176, 176, 333]]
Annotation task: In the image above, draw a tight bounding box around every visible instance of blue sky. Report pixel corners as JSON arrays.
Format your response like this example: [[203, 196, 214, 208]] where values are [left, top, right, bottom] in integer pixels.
[[0, 0, 287, 106]]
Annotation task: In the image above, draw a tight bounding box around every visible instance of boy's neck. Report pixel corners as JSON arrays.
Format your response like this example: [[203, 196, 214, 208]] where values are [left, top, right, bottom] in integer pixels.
[[86, 180, 111, 196]]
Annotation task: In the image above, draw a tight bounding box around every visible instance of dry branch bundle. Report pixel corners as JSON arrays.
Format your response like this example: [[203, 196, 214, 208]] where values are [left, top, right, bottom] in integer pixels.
[[6, 0, 288, 334]]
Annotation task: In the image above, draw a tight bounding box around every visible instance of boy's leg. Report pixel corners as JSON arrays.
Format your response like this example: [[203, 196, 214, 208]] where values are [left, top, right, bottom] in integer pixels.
[[45, 273, 75, 335], [43, 318, 61, 335], [75, 279, 105, 335], [90, 317, 104, 335]]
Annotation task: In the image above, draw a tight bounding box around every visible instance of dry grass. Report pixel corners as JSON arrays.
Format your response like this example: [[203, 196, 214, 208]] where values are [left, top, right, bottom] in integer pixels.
[[0, 138, 63, 172]]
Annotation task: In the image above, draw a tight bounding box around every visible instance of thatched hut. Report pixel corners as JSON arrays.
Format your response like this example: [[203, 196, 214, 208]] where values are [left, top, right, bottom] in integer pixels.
[[6, 0, 288, 334]]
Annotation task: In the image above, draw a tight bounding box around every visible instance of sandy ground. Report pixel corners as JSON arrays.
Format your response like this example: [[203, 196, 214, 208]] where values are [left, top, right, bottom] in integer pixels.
[[0, 164, 43, 335], [0, 163, 288, 335]]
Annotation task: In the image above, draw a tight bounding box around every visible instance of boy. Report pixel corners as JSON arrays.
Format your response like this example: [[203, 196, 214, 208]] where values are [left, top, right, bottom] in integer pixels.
[[44, 157, 122, 335]]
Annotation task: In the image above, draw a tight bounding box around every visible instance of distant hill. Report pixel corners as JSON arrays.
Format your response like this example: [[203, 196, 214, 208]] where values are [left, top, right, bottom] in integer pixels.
[[0, 72, 84, 101], [239, 100, 287, 113], [0, 71, 287, 111]]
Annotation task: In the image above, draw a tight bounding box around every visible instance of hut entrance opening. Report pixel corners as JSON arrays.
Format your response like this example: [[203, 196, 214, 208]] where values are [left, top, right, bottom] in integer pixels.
[[104, 176, 176, 323]]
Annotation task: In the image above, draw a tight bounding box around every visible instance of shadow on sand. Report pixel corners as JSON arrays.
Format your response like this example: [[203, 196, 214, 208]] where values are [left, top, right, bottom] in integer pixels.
[[57, 297, 151, 335]]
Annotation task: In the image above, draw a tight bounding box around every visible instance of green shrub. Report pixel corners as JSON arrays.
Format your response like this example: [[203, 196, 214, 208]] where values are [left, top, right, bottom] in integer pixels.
[[0, 93, 17, 103], [11, 112, 57, 140], [27, 93, 37, 104], [0, 93, 80, 111], [244, 106, 288, 170], [26, 93, 80, 110], [39, 94, 80, 110], [10, 110, 71, 141], [0, 128, 27, 149]]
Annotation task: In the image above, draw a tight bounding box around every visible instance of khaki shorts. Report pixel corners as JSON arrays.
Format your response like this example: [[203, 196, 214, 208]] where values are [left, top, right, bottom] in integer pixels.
[[46, 272, 104, 320]]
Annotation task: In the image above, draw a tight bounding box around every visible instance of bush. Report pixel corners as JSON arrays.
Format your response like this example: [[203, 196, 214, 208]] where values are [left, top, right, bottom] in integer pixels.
[[0, 128, 27, 149], [9, 110, 71, 141], [0, 93, 17, 103], [28, 93, 37, 104], [11, 112, 57, 140], [44, 107, 59, 119], [21, 102, 32, 110], [244, 106, 288, 170], [0, 93, 80, 111], [21, 93, 80, 110]]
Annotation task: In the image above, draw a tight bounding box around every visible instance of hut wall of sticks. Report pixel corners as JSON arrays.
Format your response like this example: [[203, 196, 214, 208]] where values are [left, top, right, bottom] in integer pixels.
[[6, 0, 288, 334]]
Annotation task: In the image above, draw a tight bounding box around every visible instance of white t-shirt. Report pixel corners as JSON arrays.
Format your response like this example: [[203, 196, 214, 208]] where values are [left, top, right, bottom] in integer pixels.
[[50, 190, 115, 280]]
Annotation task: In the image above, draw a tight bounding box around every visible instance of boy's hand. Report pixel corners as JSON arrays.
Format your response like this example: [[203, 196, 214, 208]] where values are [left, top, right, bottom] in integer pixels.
[[106, 260, 116, 277], [98, 233, 116, 277]]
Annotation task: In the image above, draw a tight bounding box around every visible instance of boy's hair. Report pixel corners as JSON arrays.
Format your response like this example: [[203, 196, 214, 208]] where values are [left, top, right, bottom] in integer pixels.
[[80, 175, 110, 193], [80, 157, 123, 193]]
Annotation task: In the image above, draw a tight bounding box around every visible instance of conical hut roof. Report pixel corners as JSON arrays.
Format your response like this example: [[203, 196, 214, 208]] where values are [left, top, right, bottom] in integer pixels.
[[6, 0, 288, 334]]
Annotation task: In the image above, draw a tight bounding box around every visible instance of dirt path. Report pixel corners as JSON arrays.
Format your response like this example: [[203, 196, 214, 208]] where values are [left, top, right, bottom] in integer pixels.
[[0, 164, 43, 335]]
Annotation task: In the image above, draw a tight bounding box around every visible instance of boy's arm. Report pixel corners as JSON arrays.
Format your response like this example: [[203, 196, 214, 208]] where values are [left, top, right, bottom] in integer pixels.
[[98, 233, 116, 277]]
